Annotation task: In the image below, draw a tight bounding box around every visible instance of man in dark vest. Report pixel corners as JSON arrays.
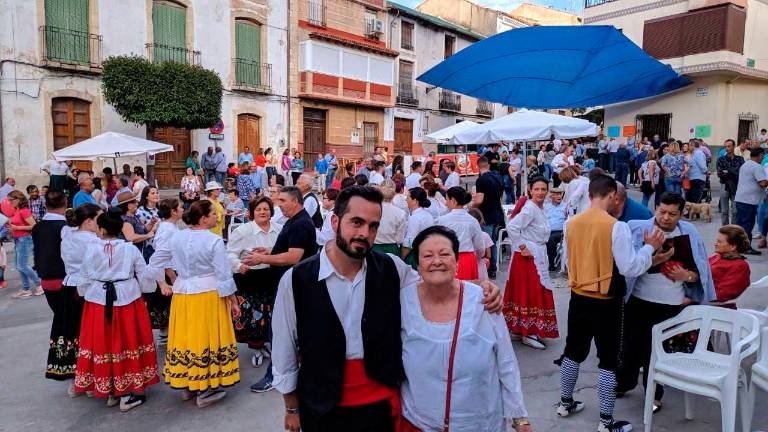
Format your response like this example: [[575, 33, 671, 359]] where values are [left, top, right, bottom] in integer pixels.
[[270, 186, 502, 432], [297, 173, 324, 229], [31, 189, 68, 304]]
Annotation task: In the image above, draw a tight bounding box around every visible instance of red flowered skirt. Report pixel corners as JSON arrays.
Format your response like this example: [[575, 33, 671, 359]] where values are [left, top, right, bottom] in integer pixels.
[[74, 299, 160, 398], [502, 252, 559, 339], [456, 251, 479, 281]]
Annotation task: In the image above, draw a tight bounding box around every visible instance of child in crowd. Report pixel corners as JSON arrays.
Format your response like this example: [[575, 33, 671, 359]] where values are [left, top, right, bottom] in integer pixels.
[[224, 190, 245, 241], [227, 163, 240, 178], [468, 208, 494, 280], [27, 185, 47, 222]]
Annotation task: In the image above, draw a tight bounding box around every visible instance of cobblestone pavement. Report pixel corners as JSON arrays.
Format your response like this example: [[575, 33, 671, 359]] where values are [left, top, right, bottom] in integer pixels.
[[0, 184, 766, 432]]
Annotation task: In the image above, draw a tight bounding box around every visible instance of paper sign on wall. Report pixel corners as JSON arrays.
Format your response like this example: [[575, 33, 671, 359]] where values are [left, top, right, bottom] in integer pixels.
[[351, 131, 360, 144], [695, 125, 711, 138], [607, 126, 621, 137], [622, 126, 636, 137]]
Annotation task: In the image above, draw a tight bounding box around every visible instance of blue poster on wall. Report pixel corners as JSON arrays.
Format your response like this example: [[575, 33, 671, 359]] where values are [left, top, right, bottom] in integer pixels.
[[607, 126, 621, 137]]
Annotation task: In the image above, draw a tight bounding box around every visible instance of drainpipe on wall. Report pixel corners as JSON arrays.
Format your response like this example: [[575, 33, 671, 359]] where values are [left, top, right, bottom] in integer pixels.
[[286, 0, 292, 153], [0, 61, 6, 181]]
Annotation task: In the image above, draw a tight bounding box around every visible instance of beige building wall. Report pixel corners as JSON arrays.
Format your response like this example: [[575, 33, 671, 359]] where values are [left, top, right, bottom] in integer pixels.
[[416, 0, 499, 37], [510, 3, 581, 25]]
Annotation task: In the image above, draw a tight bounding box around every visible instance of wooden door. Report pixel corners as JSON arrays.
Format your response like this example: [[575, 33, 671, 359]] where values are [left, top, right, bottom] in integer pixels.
[[303, 108, 326, 168], [52, 97, 92, 171], [149, 126, 190, 188], [237, 114, 261, 157], [394, 118, 413, 154], [363, 122, 378, 158]]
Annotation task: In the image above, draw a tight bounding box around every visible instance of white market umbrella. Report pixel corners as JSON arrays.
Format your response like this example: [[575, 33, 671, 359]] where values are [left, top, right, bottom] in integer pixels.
[[53, 132, 173, 161], [425, 120, 480, 143], [450, 109, 598, 144]]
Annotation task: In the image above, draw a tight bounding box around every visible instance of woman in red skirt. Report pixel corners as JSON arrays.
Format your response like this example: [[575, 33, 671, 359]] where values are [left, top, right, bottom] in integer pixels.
[[437, 187, 487, 280], [502, 176, 559, 350], [75, 210, 159, 411]]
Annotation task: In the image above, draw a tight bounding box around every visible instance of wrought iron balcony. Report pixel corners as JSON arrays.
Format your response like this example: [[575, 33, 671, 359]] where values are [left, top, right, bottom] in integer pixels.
[[396, 83, 418, 107], [146, 43, 201, 66], [233, 59, 272, 93], [439, 91, 461, 112], [476, 99, 493, 116], [307, 1, 326, 27], [39, 26, 102, 70]]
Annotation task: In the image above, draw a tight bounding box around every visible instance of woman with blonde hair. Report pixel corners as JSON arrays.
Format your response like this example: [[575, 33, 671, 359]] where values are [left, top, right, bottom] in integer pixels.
[[660, 141, 685, 194], [559, 166, 590, 217]]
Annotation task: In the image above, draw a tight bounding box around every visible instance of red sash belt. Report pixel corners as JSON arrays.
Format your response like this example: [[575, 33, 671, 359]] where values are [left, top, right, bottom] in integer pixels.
[[41, 279, 63, 292], [338, 359, 402, 429]]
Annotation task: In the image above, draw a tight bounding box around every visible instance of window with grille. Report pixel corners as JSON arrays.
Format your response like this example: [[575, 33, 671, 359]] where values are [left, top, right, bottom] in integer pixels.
[[235, 20, 264, 87], [152, 1, 187, 63], [444, 35, 455, 59], [43, 0, 90, 64], [401, 21, 414, 50]]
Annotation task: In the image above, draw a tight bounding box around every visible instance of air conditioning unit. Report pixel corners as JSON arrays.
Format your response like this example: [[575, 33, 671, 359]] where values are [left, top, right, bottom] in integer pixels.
[[367, 19, 384, 37]]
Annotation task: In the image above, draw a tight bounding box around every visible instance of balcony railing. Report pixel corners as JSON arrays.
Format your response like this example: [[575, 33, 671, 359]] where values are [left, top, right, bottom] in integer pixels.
[[396, 83, 418, 107], [439, 91, 461, 112], [39, 26, 102, 70], [477, 100, 493, 116], [585, 0, 616, 7], [146, 43, 201, 66], [233, 59, 272, 93], [308, 1, 326, 27]]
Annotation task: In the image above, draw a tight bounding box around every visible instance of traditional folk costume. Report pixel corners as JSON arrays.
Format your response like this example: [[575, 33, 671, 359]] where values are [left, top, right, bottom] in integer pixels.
[[372, 202, 407, 256], [225, 220, 282, 349], [74, 239, 159, 397], [136, 208, 171, 330], [502, 199, 558, 339], [32, 213, 80, 380], [148, 229, 239, 391], [403, 207, 434, 269], [272, 249, 420, 431], [558, 208, 654, 429], [437, 208, 486, 280]]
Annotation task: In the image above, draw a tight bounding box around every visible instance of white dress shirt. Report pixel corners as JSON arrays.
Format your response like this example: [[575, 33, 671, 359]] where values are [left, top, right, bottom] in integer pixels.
[[271, 249, 420, 394], [506, 200, 553, 289], [77, 239, 156, 305], [369, 171, 384, 185], [551, 154, 574, 174], [437, 209, 485, 253], [148, 228, 236, 297], [153, 221, 178, 268], [403, 207, 434, 248], [564, 176, 591, 216], [562, 215, 654, 278], [405, 172, 422, 189], [226, 221, 282, 272], [303, 192, 319, 219], [41, 160, 70, 175], [444, 172, 461, 188], [401, 282, 528, 431], [61, 229, 99, 287], [375, 202, 407, 245], [316, 208, 335, 246]]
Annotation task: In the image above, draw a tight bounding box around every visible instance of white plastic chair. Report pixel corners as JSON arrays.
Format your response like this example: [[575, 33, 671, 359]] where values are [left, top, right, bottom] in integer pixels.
[[644, 306, 760, 432], [496, 228, 513, 272], [742, 308, 768, 432]]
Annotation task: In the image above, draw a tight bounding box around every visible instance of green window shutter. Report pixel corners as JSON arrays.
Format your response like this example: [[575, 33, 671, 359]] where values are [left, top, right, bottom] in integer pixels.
[[44, 0, 89, 64], [152, 1, 187, 63], [235, 21, 262, 86]]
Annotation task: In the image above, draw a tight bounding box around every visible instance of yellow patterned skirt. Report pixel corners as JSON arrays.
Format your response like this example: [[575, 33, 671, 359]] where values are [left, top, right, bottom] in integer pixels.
[[164, 290, 240, 391]]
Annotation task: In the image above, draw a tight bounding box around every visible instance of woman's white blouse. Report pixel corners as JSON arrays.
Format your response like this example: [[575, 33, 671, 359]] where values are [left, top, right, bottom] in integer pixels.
[[401, 282, 528, 432], [153, 221, 178, 269], [403, 208, 434, 248], [436, 209, 485, 253], [506, 200, 553, 289], [61, 230, 100, 287], [564, 176, 590, 216], [226, 221, 282, 272], [393, 194, 410, 218], [425, 197, 448, 219], [77, 239, 156, 305], [148, 228, 236, 297]]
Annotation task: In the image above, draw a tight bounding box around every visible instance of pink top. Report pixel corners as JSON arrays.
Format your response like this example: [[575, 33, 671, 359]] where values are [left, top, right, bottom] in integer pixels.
[[10, 208, 33, 238]]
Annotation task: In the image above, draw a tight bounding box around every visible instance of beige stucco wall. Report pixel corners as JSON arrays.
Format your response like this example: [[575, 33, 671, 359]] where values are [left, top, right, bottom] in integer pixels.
[[416, 0, 498, 37], [510, 3, 580, 25]]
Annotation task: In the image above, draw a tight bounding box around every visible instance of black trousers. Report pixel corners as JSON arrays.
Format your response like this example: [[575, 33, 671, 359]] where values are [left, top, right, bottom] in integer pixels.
[[562, 293, 622, 371], [300, 400, 395, 432], [617, 295, 683, 400], [547, 230, 563, 271]]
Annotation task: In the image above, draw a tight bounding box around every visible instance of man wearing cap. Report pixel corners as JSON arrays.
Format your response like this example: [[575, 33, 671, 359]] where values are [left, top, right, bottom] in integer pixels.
[[204, 181, 225, 237], [545, 187, 567, 271]]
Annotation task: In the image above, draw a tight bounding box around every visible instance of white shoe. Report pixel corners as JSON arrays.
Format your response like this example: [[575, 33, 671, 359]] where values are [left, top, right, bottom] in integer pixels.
[[251, 351, 264, 368], [67, 381, 81, 398], [555, 400, 585, 417], [119, 394, 146, 412], [522, 335, 546, 350]]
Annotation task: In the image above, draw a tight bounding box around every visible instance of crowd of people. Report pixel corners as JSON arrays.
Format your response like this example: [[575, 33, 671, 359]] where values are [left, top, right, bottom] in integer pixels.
[[0, 133, 765, 432]]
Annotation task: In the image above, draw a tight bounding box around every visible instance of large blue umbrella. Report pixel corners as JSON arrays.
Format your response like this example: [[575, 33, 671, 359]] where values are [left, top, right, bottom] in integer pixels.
[[417, 25, 691, 109]]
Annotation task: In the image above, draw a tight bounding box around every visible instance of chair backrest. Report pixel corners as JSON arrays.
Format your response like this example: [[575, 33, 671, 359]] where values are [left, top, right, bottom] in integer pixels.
[[652, 305, 760, 367], [748, 274, 768, 290]]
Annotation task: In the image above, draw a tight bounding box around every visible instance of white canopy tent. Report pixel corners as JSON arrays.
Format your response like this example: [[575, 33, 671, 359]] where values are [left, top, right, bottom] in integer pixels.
[[425, 120, 479, 143], [53, 132, 173, 161], [450, 109, 599, 144]]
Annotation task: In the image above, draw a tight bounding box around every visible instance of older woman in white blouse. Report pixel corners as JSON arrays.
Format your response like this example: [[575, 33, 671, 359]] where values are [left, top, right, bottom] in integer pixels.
[[226, 196, 282, 367], [400, 226, 532, 432], [559, 166, 590, 217], [501, 177, 558, 351]]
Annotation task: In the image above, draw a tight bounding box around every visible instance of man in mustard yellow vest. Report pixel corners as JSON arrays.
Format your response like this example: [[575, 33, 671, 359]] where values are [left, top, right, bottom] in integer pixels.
[[556, 174, 668, 432]]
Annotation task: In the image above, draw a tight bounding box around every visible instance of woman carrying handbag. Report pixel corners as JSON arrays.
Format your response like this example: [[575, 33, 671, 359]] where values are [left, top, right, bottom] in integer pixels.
[[400, 226, 532, 432]]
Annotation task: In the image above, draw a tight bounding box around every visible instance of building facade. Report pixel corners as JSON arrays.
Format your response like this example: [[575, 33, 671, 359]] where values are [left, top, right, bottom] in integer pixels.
[[415, 0, 529, 37], [386, 1, 497, 155], [288, 0, 395, 165], [583, 0, 768, 146], [1, 0, 289, 188]]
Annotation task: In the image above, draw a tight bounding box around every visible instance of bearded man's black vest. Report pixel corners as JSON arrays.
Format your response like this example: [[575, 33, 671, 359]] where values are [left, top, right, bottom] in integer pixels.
[[291, 250, 404, 416]]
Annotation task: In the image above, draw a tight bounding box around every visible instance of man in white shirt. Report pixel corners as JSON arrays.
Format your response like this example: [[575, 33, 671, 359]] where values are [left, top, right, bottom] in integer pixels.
[[509, 149, 523, 201], [405, 161, 423, 189], [442, 161, 460, 189], [296, 174, 323, 228], [551, 146, 575, 188], [608, 138, 619, 173], [759, 128, 768, 146], [271, 186, 501, 432], [368, 161, 385, 185]]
